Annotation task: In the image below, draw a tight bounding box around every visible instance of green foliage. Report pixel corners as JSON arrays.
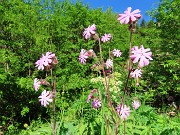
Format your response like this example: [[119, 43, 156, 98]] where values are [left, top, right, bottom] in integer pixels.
[[11, 101, 180, 135], [151, 0, 180, 54], [138, 0, 180, 107], [0, 0, 179, 134], [0, 0, 128, 132]]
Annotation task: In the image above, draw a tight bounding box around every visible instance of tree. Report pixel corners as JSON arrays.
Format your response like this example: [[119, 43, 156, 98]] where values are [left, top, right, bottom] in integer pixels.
[[140, 19, 146, 28], [146, 0, 180, 107], [151, 0, 180, 54]]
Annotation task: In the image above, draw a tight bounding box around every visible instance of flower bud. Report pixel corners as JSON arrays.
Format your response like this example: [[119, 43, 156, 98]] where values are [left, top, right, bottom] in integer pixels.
[[40, 79, 50, 86], [129, 22, 136, 32], [52, 56, 58, 65], [92, 33, 99, 41]]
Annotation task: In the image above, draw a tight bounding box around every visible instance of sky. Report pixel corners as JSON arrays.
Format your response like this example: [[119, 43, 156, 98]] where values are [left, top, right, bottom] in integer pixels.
[[78, 0, 160, 22]]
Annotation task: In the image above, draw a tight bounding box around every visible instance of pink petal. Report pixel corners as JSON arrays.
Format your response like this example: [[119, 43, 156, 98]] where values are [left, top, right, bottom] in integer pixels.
[[124, 7, 132, 14], [124, 17, 130, 24], [118, 14, 126, 20], [133, 55, 141, 63], [131, 9, 141, 14], [144, 52, 153, 60], [133, 14, 141, 18], [139, 56, 149, 67]]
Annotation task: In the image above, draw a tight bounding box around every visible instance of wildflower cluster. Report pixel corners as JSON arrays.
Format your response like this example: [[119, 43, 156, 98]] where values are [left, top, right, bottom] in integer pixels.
[[117, 7, 153, 86], [79, 7, 153, 121], [33, 52, 58, 107], [79, 24, 122, 69]]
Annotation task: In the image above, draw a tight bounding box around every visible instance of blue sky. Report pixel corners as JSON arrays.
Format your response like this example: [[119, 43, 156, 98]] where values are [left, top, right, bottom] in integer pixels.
[[79, 0, 160, 22]]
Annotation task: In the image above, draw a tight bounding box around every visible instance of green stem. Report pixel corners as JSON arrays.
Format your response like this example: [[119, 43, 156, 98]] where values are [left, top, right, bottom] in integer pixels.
[[124, 120, 126, 135], [51, 69, 56, 135]]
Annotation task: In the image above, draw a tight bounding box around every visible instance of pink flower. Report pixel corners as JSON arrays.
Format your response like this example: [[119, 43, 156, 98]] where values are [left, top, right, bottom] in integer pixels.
[[130, 45, 153, 67], [35, 57, 45, 70], [42, 52, 55, 66], [130, 69, 142, 78], [101, 33, 112, 42], [105, 59, 113, 69], [130, 69, 142, 86], [117, 7, 141, 24], [92, 99, 101, 109], [33, 78, 41, 91], [132, 100, 141, 109], [83, 24, 96, 39], [35, 52, 56, 70], [116, 104, 131, 120], [79, 49, 89, 64], [112, 49, 122, 57], [38, 90, 52, 107]]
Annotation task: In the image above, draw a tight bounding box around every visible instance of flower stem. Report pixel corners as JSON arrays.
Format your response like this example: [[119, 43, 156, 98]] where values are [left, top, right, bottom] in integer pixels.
[[121, 30, 133, 103], [124, 120, 126, 135], [52, 80, 56, 135], [98, 38, 112, 107], [128, 30, 133, 70], [51, 69, 56, 135]]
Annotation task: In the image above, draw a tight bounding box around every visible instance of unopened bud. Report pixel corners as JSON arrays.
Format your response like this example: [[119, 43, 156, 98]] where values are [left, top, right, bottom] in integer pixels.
[[40, 79, 50, 86], [92, 33, 99, 41], [52, 56, 58, 65], [129, 23, 136, 32]]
